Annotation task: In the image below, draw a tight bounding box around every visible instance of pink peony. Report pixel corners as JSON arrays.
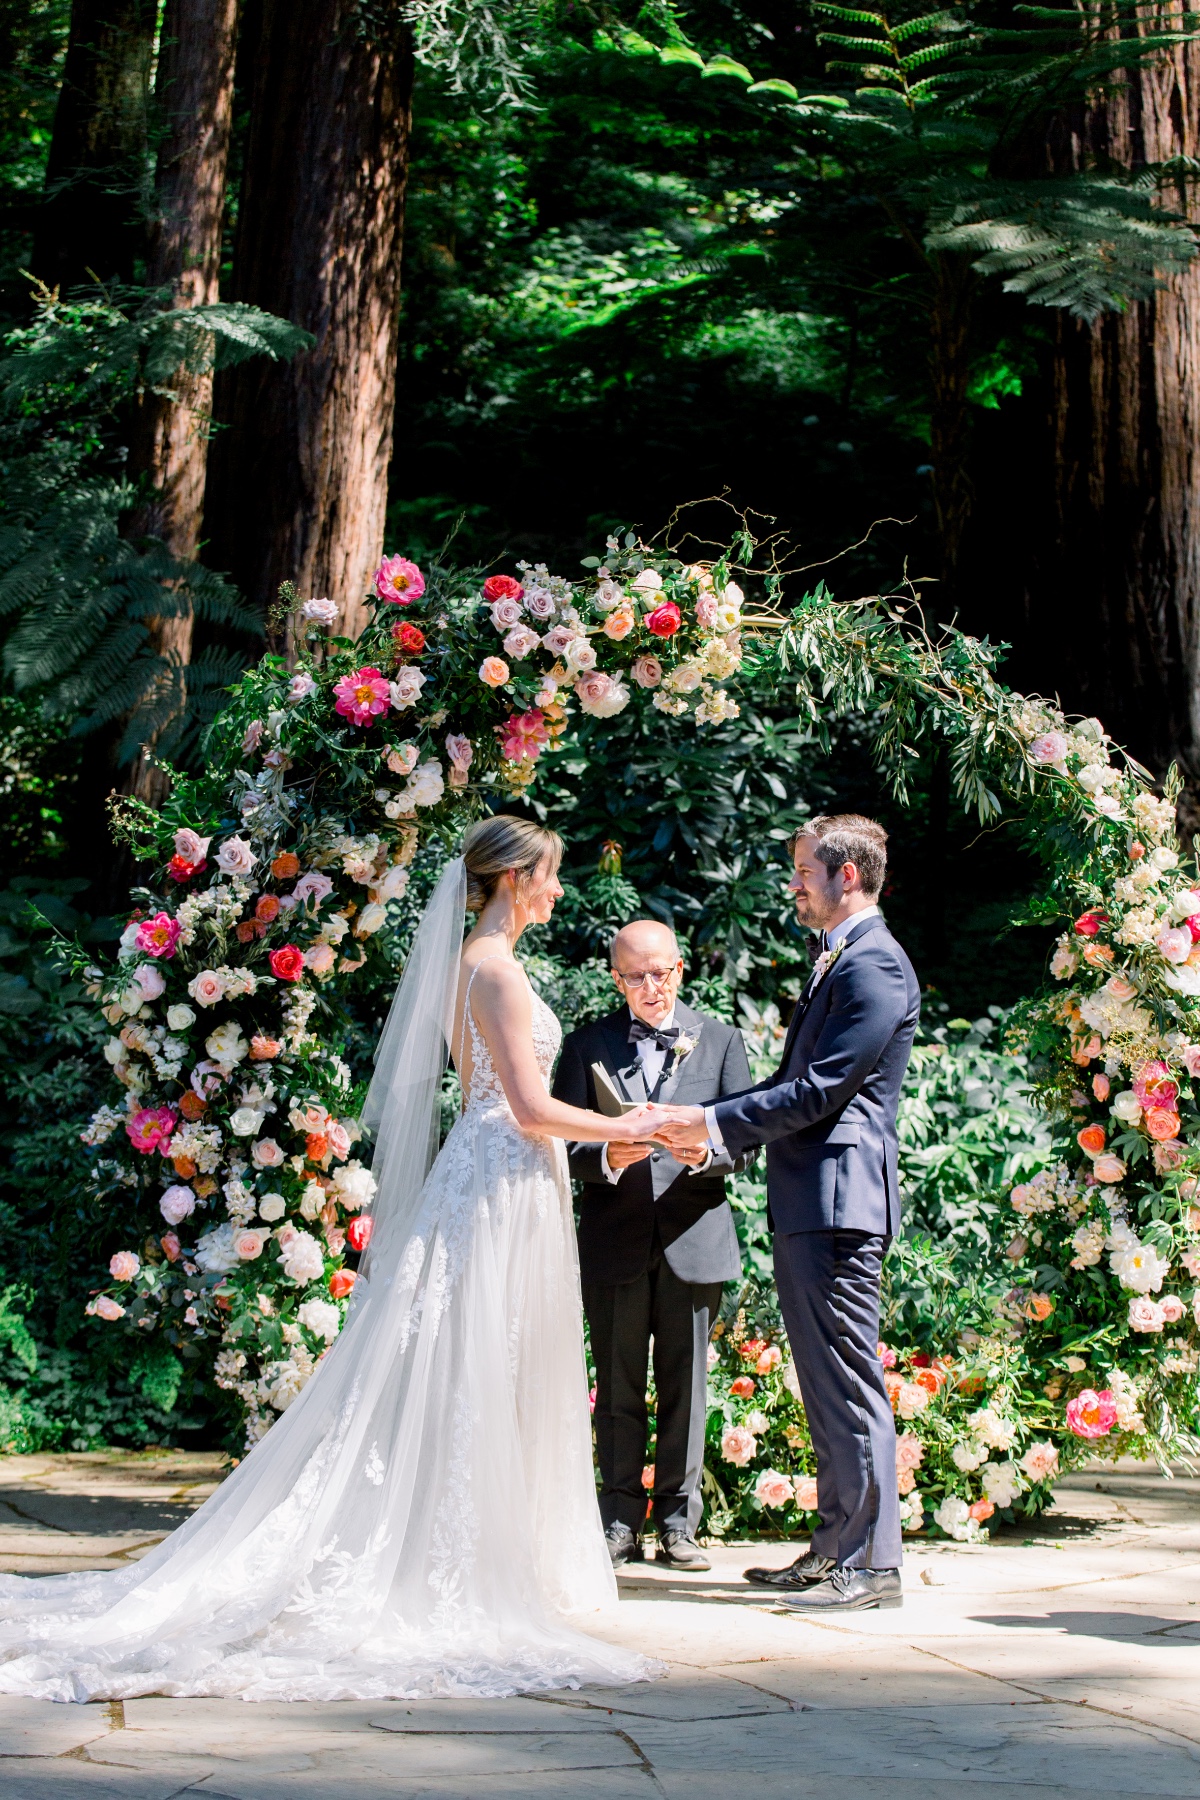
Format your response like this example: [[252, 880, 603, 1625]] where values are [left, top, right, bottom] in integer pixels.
[[793, 1475, 819, 1510], [720, 1424, 758, 1466], [1030, 730, 1068, 765], [1134, 1059, 1178, 1111], [500, 709, 549, 763], [1156, 926, 1192, 965], [631, 655, 663, 689], [478, 656, 510, 689], [334, 666, 390, 726], [135, 912, 181, 960], [1129, 1296, 1165, 1332], [126, 1106, 176, 1156], [1160, 1294, 1185, 1323], [109, 1251, 139, 1281], [877, 1340, 897, 1368], [1020, 1441, 1060, 1482], [754, 1470, 795, 1509], [374, 555, 425, 605], [1065, 1388, 1118, 1438], [126, 963, 165, 1005]]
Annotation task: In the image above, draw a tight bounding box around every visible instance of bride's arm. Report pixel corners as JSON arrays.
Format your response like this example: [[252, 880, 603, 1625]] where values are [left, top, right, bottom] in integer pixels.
[[468, 960, 656, 1143]]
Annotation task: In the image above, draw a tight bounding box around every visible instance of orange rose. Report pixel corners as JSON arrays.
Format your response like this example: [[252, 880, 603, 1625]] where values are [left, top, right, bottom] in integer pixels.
[[1076, 1124, 1106, 1156], [478, 656, 510, 689], [178, 1091, 207, 1122], [1145, 1107, 1181, 1141], [912, 1366, 945, 1394], [172, 1155, 197, 1179], [307, 1132, 330, 1165], [255, 894, 281, 923], [272, 852, 300, 880]]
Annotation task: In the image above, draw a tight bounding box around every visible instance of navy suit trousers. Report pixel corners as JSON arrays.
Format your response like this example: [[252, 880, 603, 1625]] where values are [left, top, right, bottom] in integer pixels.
[[773, 1229, 902, 1570]]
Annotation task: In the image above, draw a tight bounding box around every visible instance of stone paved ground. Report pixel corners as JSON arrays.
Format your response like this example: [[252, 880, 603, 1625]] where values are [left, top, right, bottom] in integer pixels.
[[0, 1451, 1199, 1797]]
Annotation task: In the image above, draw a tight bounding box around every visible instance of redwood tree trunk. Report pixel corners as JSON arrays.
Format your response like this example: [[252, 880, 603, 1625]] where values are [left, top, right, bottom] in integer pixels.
[[206, 1, 414, 638], [1049, 28, 1200, 802], [929, 253, 976, 611], [33, 0, 157, 290], [125, 0, 241, 805]]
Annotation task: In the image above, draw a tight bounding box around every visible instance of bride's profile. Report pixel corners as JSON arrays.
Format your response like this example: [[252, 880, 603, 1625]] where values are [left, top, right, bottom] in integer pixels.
[[0, 816, 666, 1702]]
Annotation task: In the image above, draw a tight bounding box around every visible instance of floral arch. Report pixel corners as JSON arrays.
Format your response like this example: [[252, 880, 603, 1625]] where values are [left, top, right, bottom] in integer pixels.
[[82, 530, 1200, 1534]]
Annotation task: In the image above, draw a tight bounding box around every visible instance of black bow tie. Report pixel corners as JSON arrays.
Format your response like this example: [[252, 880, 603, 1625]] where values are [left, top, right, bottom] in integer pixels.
[[629, 1020, 680, 1051]]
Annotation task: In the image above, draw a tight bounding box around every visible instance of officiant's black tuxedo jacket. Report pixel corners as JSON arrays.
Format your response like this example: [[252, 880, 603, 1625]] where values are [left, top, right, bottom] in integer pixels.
[[553, 1000, 752, 1286]]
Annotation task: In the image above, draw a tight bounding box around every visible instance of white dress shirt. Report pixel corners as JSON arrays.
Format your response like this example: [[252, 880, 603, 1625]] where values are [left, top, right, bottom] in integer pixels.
[[601, 1006, 678, 1184], [704, 905, 882, 1154]]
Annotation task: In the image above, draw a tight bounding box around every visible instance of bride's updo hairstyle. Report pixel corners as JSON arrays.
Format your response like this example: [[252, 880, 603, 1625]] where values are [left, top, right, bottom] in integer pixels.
[[461, 815, 564, 913]]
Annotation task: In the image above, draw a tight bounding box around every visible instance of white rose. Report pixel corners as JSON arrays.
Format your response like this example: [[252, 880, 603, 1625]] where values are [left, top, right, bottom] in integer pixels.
[[230, 1106, 266, 1137], [299, 1182, 326, 1220], [297, 1297, 342, 1343], [1110, 1090, 1142, 1125], [258, 1192, 287, 1222], [388, 668, 426, 712], [631, 569, 662, 592], [565, 636, 597, 671], [403, 761, 445, 809], [371, 865, 409, 904], [355, 902, 388, 937], [216, 836, 256, 877], [166, 1004, 195, 1031]]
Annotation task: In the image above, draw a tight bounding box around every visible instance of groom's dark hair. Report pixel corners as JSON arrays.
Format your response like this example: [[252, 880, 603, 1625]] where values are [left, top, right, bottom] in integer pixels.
[[793, 814, 887, 900]]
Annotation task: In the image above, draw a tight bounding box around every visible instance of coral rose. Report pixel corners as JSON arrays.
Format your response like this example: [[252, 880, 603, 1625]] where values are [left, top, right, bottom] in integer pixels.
[[346, 1215, 373, 1252], [92, 1296, 124, 1321], [255, 894, 281, 924], [1076, 1124, 1106, 1156], [109, 1251, 139, 1281], [374, 555, 424, 605], [178, 1091, 206, 1121], [756, 1345, 782, 1375], [272, 852, 300, 880], [329, 1269, 357, 1300], [1145, 1107, 1181, 1141], [730, 1374, 756, 1397], [269, 944, 304, 982], [968, 1499, 995, 1523], [334, 666, 390, 726], [160, 1232, 181, 1263], [479, 656, 509, 689], [754, 1470, 795, 1509], [1065, 1388, 1118, 1438], [482, 573, 523, 603], [393, 622, 426, 654], [250, 1035, 282, 1061], [645, 600, 682, 638]]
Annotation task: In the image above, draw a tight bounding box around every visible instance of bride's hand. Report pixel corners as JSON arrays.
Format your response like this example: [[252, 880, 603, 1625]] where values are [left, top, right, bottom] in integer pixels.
[[613, 1104, 669, 1141]]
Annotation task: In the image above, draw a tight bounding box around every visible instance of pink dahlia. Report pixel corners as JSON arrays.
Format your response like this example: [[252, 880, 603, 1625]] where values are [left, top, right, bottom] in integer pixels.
[[125, 1106, 177, 1156], [374, 556, 425, 605], [1065, 1388, 1118, 1439], [333, 666, 390, 726], [135, 912, 181, 960]]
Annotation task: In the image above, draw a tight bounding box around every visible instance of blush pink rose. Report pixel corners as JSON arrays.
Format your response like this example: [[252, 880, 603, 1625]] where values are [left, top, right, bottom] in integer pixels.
[[489, 596, 523, 631], [1160, 1294, 1185, 1322], [695, 595, 719, 628], [109, 1251, 140, 1281], [793, 1475, 819, 1510], [252, 1138, 286, 1168], [289, 672, 317, 702], [174, 828, 210, 863], [1030, 730, 1068, 764], [1092, 1154, 1127, 1183], [1092, 1073, 1110, 1101], [602, 606, 636, 641], [631, 655, 663, 688], [1153, 1140, 1186, 1174], [895, 1431, 924, 1471], [234, 1228, 267, 1260], [754, 1470, 795, 1509], [301, 597, 338, 626], [91, 1295, 124, 1321], [502, 624, 540, 660], [720, 1424, 757, 1466], [1128, 1296, 1165, 1332], [1065, 1388, 1118, 1438], [541, 624, 577, 657], [326, 1120, 351, 1161], [1182, 1044, 1200, 1076], [304, 943, 337, 976]]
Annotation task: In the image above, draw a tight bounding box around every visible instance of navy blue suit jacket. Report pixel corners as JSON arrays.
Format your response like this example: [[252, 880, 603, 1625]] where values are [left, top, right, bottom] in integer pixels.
[[712, 912, 920, 1238]]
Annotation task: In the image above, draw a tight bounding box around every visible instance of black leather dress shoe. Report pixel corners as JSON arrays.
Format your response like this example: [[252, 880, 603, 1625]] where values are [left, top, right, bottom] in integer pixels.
[[655, 1529, 712, 1570], [604, 1522, 644, 1568], [777, 1566, 902, 1613], [743, 1551, 835, 1590]]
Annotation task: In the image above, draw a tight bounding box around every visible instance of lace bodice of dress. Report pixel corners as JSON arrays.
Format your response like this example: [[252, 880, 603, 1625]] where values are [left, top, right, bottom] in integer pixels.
[[459, 956, 562, 1113]]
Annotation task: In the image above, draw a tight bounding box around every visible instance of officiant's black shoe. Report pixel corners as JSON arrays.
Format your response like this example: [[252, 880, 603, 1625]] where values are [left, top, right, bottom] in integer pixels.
[[777, 1566, 902, 1613], [743, 1551, 835, 1591], [604, 1522, 644, 1568], [655, 1529, 711, 1570]]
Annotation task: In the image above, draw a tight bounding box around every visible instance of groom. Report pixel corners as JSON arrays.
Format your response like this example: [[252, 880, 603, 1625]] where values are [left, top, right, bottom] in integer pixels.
[[553, 920, 752, 1571], [652, 815, 920, 1613]]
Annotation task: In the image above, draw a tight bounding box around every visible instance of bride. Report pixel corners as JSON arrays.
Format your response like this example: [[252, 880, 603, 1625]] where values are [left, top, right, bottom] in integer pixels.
[[0, 816, 670, 1702]]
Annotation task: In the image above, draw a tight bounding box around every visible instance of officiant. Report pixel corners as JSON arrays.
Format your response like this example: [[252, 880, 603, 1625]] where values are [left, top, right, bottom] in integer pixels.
[[553, 920, 753, 1571]]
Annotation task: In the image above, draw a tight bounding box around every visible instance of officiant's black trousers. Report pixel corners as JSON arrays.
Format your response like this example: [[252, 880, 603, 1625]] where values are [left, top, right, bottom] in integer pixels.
[[773, 1228, 903, 1570], [584, 1243, 722, 1539]]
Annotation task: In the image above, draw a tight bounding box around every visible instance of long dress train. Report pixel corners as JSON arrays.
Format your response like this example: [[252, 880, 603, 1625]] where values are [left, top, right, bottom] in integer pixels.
[[0, 962, 657, 1702]]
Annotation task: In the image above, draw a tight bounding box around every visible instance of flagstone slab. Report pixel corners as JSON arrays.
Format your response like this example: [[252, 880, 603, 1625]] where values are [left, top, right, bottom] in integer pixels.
[[0, 1760, 200, 1799], [0, 1695, 114, 1756]]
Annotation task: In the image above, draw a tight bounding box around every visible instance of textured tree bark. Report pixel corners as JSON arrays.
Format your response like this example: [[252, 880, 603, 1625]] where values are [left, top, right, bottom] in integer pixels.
[[33, 0, 158, 290], [928, 253, 976, 613], [125, 0, 241, 805], [1047, 27, 1200, 802], [206, 1, 414, 639]]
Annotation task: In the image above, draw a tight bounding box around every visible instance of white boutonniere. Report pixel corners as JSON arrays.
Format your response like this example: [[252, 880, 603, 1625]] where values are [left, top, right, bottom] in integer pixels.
[[671, 1031, 697, 1066]]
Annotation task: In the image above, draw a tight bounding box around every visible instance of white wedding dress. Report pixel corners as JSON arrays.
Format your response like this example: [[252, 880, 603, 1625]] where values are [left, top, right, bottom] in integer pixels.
[[0, 865, 658, 1702]]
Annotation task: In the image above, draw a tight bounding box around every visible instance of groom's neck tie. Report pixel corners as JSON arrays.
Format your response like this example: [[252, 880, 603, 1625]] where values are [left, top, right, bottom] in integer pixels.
[[628, 1020, 680, 1052]]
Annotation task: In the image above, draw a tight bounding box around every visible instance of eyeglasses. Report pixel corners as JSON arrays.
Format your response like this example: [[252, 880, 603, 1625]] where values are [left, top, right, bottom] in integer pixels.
[[613, 966, 679, 989]]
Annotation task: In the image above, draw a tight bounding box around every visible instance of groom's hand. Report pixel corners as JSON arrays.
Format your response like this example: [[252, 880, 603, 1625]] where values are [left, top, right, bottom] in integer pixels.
[[651, 1103, 710, 1162], [606, 1141, 653, 1169]]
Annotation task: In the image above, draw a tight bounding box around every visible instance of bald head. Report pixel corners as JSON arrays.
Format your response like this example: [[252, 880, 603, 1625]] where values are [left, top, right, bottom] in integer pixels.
[[610, 919, 683, 1026]]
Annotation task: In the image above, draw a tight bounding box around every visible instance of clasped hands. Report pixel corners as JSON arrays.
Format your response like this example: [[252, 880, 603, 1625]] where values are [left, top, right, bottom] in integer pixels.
[[610, 1103, 710, 1169]]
